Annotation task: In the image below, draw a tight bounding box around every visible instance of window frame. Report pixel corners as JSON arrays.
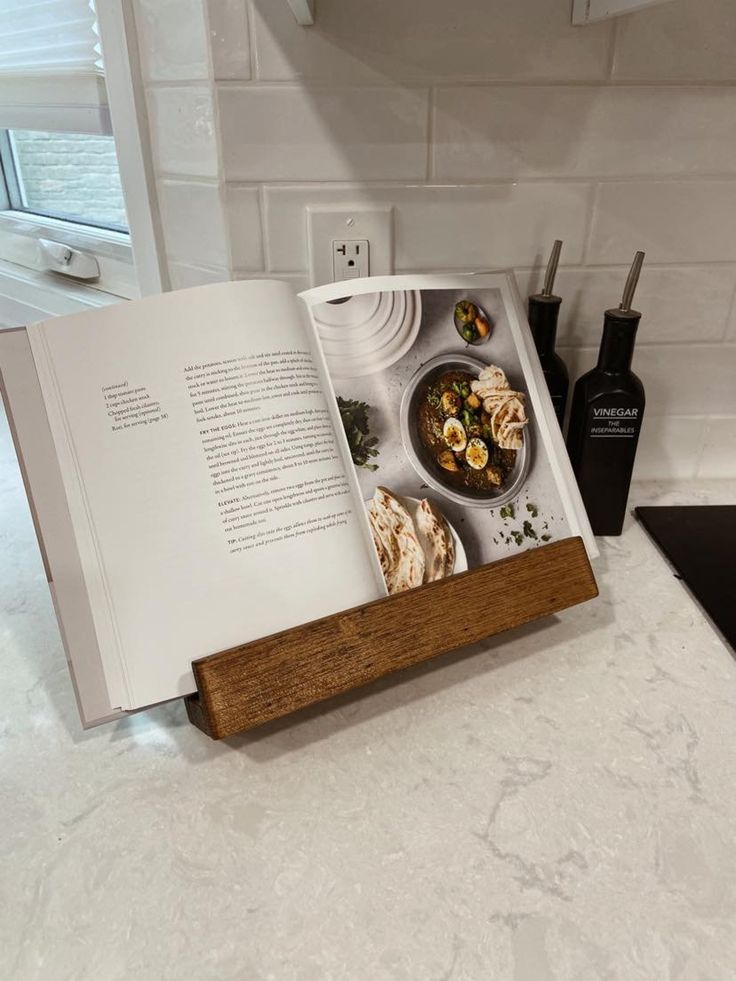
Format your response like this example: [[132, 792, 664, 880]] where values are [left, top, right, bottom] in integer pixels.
[[0, 0, 168, 300]]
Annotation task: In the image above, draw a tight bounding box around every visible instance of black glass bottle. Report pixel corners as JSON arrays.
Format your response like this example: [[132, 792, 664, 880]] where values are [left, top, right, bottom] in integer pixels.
[[528, 240, 568, 427], [566, 252, 646, 537]]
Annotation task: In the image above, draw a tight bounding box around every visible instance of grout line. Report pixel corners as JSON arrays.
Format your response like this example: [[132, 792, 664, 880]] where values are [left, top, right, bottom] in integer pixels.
[[581, 259, 736, 269], [511, 261, 736, 272], [155, 173, 221, 186], [220, 175, 736, 188], [201, 0, 217, 88], [425, 87, 435, 182], [257, 184, 270, 271], [200, 0, 231, 275], [719, 269, 736, 341], [606, 18, 619, 81], [169, 259, 228, 273], [396, 263, 736, 275], [245, 268, 306, 277], [580, 183, 599, 265], [692, 416, 712, 477], [246, 1, 259, 82], [144, 78, 210, 89], [208, 78, 736, 90]]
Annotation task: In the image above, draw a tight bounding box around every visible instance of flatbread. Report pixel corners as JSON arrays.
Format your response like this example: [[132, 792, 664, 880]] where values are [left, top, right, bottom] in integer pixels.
[[415, 498, 455, 582], [488, 394, 527, 450], [471, 363, 529, 450], [368, 487, 425, 594], [471, 364, 509, 396]]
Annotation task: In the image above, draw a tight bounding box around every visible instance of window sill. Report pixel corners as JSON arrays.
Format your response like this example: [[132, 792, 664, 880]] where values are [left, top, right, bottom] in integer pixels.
[[0, 211, 137, 300], [0, 258, 121, 329]]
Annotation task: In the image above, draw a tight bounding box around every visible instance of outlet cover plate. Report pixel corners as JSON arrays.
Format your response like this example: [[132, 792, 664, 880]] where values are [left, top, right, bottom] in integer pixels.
[[307, 206, 393, 287]]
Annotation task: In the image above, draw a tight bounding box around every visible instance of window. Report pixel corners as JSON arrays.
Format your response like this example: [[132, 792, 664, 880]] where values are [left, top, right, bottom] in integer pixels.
[[1, 130, 128, 232], [0, 0, 139, 299]]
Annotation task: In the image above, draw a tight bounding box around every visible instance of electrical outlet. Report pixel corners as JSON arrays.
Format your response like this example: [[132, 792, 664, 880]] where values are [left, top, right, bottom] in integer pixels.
[[307, 206, 393, 286], [332, 239, 369, 281]]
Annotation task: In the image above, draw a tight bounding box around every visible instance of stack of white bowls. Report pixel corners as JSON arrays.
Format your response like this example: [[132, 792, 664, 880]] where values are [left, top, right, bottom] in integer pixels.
[[312, 290, 422, 379]]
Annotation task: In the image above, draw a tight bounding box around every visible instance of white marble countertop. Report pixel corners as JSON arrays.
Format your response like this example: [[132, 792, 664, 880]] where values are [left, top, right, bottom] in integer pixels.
[[2, 402, 736, 981]]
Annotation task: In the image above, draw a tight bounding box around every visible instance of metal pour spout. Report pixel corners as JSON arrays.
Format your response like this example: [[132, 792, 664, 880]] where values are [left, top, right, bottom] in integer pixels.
[[541, 239, 563, 297], [619, 251, 645, 313]]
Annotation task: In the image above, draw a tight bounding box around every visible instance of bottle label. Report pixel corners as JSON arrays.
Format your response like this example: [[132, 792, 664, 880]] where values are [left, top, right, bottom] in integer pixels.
[[588, 406, 641, 439]]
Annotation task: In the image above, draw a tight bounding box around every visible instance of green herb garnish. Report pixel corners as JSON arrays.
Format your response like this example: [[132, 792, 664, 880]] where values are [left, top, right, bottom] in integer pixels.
[[337, 396, 379, 471], [499, 504, 515, 520], [511, 531, 524, 546], [523, 520, 537, 540], [526, 503, 539, 517]]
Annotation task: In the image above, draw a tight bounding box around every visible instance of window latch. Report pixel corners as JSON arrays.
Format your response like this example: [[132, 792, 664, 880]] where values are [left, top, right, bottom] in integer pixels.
[[38, 239, 100, 280]]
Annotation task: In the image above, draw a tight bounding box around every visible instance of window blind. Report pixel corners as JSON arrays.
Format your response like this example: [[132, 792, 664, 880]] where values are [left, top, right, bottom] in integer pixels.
[[0, 0, 109, 133]]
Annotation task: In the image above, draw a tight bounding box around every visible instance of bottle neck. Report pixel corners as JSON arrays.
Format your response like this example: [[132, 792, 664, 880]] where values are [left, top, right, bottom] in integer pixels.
[[597, 311, 640, 373], [528, 295, 561, 358]]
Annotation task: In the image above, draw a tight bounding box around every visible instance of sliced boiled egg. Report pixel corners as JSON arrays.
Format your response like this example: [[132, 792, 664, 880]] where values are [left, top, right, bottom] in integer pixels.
[[443, 417, 467, 452], [465, 437, 489, 470]]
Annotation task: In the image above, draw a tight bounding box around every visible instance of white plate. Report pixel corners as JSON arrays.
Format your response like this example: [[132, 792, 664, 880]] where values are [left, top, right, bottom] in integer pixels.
[[364, 492, 468, 580]]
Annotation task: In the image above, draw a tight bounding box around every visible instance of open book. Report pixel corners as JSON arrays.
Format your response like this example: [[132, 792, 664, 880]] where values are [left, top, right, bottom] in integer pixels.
[[0, 273, 596, 726]]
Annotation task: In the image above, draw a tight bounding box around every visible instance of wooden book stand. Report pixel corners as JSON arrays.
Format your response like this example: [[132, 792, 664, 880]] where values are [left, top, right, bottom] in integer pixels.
[[185, 536, 597, 740]]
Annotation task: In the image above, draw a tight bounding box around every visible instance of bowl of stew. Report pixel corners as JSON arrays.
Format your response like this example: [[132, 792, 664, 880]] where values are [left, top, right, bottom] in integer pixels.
[[399, 354, 530, 509]]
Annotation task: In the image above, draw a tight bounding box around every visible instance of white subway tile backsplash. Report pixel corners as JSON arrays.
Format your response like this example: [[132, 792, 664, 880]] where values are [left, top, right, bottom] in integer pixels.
[[141, 0, 736, 467], [205, 0, 251, 80], [264, 183, 591, 274], [587, 182, 736, 265], [562, 344, 736, 416], [434, 87, 736, 181], [515, 265, 736, 346], [147, 87, 218, 178], [158, 180, 228, 266], [134, 0, 209, 82], [633, 416, 708, 481], [613, 0, 736, 82], [224, 186, 263, 271], [216, 87, 429, 182], [250, 0, 613, 83], [697, 417, 736, 478]]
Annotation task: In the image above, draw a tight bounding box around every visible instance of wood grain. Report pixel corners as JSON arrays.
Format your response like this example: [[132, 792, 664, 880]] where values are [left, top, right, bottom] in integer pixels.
[[185, 536, 597, 739]]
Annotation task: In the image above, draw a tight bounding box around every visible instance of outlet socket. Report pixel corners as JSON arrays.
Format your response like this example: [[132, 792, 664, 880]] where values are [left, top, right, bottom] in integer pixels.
[[307, 206, 393, 286], [332, 239, 369, 281]]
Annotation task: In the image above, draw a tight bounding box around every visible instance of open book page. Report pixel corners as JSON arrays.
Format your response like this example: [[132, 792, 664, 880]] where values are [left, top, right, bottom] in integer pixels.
[[299, 273, 596, 596], [28, 280, 383, 710]]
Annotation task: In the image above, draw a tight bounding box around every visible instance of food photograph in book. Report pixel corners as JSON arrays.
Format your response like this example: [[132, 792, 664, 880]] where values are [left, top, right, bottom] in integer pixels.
[[311, 285, 575, 595]]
